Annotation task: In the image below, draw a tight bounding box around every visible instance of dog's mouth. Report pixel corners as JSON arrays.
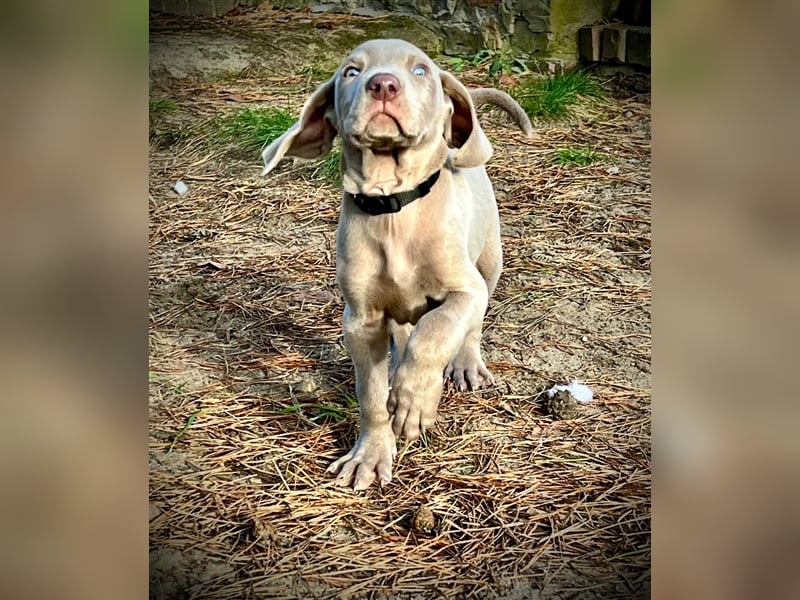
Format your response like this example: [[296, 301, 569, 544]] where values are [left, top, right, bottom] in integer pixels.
[[349, 106, 415, 150], [368, 113, 401, 136]]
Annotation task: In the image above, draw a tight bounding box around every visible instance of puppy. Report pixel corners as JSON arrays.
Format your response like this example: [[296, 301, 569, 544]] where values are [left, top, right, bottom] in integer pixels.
[[262, 39, 532, 490]]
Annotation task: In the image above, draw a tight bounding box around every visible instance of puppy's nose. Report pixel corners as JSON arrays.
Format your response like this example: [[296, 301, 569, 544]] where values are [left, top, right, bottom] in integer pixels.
[[367, 73, 401, 102]]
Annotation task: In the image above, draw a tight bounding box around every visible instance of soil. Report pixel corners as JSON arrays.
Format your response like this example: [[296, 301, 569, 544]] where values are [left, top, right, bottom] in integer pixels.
[[149, 7, 650, 600]]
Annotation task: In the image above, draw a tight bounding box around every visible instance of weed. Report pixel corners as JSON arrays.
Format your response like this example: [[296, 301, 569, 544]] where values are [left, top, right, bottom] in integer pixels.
[[471, 48, 528, 80], [444, 56, 470, 73], [553, 146, 605, 166], [211, 107, 296, 154], [443, 49, 527, 82], [512, 69, 605, 121]]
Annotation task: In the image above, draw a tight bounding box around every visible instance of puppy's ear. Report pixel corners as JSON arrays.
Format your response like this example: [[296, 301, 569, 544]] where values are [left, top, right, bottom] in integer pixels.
[[262, 78, 337, 175], [440, 71, 493, 168]]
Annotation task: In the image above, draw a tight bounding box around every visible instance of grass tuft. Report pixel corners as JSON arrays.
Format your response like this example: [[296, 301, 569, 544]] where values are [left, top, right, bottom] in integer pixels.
[[149, 97, 190, 148], [211, 107, 296, 154], [512, 69, 605, 121], [149, 97, 178, 124], [553, 146, 605, 166], [312, 148, 342, 187]]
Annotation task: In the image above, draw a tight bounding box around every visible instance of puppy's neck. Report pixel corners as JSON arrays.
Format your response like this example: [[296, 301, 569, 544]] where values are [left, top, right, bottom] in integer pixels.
[[342, 141, 447, 196]]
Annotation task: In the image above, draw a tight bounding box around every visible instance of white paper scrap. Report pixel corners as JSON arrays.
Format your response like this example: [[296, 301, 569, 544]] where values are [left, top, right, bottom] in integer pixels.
[[172, 180, 189, 195], [546, 381, 594, 404]]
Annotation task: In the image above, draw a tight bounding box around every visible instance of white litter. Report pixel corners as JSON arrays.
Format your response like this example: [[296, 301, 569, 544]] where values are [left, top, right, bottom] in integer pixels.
[[172, 180, 189, 195], [547, 381, 594, 404], [606, 166, 620, 175]]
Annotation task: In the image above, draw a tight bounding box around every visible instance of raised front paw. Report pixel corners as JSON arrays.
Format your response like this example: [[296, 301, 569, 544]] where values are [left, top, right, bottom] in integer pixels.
[[387, 365, 442, 440], [326, 423, 397, 491], [444, 344, 494, 391]]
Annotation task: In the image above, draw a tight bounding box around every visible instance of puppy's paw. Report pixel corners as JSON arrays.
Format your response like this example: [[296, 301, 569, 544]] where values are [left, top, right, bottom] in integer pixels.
[[326, 424, 397, 491], [387, 366, 441, 440], [444, 345, 494, 391]]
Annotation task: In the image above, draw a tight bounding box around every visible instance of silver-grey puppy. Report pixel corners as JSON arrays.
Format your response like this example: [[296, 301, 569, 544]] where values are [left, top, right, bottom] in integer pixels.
[[262, 39, 532, 490]]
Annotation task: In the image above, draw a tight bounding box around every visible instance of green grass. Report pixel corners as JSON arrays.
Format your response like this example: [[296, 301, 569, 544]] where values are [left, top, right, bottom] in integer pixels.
[[312, 148, 342, 187], [149, 97, 178, 126], [277, 391, 357, 425], [211, 107, 296, 154], [512, 69, 605, 121], [168, 409, 205, 452], [149, 97, 189, 147], [553, 146, 605, 166], [150, 97, 178, 117]]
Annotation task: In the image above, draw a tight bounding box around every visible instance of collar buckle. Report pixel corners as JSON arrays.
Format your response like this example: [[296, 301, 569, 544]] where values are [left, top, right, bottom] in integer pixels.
[[384, 195, 401, 213]]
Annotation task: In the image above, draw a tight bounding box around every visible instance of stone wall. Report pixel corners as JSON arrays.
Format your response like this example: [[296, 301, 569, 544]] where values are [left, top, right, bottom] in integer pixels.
[[151, 0, 620, 63], [273, 0, 612, 60], [149, 0, 261, 18]]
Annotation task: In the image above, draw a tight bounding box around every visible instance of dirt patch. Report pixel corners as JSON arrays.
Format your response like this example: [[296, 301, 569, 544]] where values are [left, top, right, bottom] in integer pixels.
[[149, 33, 261, 80], [149, 9, 441, 84], [149, 8, 650, 600]]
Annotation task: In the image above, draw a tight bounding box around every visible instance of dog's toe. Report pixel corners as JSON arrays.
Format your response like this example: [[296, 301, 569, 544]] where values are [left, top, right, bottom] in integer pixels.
[[327, 425, 396, 490], [446, 346, 494, 391]]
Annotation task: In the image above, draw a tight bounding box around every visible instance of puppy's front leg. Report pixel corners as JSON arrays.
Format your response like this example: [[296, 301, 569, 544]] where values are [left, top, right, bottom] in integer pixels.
[[388, 284, 488, 441], [327, 305, 396, 490]]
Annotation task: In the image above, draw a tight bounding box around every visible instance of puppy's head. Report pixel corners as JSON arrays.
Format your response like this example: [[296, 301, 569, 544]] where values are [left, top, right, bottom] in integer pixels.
[[261, 39, 492, 193], [333, 39, 442, 152]]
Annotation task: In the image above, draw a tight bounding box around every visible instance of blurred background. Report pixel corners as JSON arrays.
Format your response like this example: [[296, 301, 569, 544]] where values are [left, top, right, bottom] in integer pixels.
[[0, 0, 798, 598]]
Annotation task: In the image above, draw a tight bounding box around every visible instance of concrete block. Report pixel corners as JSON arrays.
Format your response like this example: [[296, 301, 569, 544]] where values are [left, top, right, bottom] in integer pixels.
[[578, 25, 603, 62], [625, 26, 650, 67], [601, 25, 625, 62]]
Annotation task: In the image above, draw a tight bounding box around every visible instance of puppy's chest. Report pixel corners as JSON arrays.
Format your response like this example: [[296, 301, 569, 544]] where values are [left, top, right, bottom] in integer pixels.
[[376, 250, 443, 324]]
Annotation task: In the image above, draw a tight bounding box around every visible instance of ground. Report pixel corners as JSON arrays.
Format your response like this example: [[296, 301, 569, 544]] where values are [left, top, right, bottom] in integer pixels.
[[149, 7, 651, 600]]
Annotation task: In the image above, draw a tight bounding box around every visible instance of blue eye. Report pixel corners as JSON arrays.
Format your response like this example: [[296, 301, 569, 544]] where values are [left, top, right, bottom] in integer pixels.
[[411, 65, 428, 76], [343, 66, 361, 78]]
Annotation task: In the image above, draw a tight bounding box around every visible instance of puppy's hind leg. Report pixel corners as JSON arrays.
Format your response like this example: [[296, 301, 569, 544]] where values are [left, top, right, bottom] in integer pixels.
[[388, 320, 413, 379]]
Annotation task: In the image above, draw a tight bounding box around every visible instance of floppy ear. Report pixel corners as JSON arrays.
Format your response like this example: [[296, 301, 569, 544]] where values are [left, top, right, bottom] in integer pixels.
[[262, 77, 337, 175], [440, 71, 493, 168]]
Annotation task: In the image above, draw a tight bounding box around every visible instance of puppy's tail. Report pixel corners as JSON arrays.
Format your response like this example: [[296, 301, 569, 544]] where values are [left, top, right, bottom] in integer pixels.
[[470, 88, 533, 138]]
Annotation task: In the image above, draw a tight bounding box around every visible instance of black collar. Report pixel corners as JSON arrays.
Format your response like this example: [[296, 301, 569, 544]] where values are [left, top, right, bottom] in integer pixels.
[[348, 170, 441, 215]]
